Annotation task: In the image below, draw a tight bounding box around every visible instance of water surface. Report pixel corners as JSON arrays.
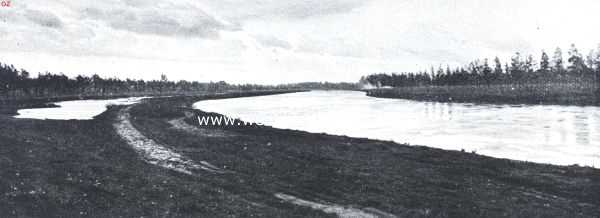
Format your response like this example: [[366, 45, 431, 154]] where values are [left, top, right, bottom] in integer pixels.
[[194, 91, 600, 167], [14, 97, 146, 120]]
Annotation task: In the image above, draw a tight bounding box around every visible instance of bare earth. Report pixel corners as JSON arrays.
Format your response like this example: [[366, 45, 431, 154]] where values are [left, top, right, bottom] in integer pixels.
[[1, 92, 599, 217]]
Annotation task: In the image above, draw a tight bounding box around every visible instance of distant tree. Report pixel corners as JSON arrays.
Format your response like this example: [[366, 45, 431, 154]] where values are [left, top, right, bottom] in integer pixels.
[[595, 45, 600, 94], [524, 55, 535, 82], [493, 57, 503, 74], [586, 50, 595, 70], [445, 65, 452, 85], [16, 70, 30, 96], [20, 70, 30, 79], [0, 62, 299, 100], [482, 59, 492, 86], [159, 74, 168, 93], [504, 63, 511, 83], [435, 66, 444, 85], [567, 44, 586, 74], [596, 44, 600, 72], [510, 52, 524, 85], [492, 57, 503, 84], [75, 75, 90, 94], [467, 61, 479, 86], [552, 47, 565, 76], [297, 44, 600, 93], [540, 50, 550, 73]]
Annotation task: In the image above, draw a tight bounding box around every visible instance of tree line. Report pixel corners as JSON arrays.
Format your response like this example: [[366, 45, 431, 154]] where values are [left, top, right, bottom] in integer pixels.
[[0, 62, 358, 100], [361, 44, 600, 89], [0, 64, 260, 100]]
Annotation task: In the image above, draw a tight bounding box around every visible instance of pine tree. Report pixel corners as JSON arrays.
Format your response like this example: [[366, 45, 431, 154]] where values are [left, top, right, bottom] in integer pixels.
[[524, 55, 535, 83], [436, 66, 444, 85], [586, 50, 595, 70], [493, 57, 503, 84], [567, 44, 585, 74], [482, 58, 492, 86], [595, 44, 600, 94], [585, 49, 595, 76], [596, 44, 600, 72], [540, 50, 550, 73], [525, 55, 534, 73], [552, 47, 564, 76], [504, 63, 511, 84], [510, 52, 524, 84]]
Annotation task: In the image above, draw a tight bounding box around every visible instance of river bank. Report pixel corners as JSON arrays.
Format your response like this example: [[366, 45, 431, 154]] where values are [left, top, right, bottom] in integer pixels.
[[1, 91, 599, 217], [366, 84, 600, 106], [0, 90, 304, 116]]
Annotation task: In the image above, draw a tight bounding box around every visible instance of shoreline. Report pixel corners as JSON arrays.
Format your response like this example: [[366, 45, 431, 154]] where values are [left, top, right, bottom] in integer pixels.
[[365, 85, 600, 107], [135, 93, 600, 216], [1, 91, 599, 217], [0, 90, 307, 116]]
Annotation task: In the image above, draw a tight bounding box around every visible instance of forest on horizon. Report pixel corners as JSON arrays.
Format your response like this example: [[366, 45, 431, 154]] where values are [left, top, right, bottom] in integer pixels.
[[0, 63, 359, 101], [361, 44, 600, 89], [3, 43, 600, 101]]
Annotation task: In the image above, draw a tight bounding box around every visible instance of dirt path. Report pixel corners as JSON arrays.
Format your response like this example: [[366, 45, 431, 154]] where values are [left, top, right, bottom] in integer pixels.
[[166, 117, 390, 217], [275, 193, 396, 218], [117, 106, 391, 217], [113, 106, 223, 174]]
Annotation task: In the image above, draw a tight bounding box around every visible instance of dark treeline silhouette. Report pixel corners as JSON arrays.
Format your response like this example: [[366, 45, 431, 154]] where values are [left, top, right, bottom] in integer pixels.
[[361, 44, 600, 91], [0, 62, 360, 101], [0, 64, 263, 100]]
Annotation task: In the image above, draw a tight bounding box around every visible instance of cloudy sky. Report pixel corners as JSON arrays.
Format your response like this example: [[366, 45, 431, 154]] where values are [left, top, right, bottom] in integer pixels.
[[1, 0, 600, 84]]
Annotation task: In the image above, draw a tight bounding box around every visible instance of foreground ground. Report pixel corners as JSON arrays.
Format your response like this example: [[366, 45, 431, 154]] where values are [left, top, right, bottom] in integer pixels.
[[1, 91, 599, 217]]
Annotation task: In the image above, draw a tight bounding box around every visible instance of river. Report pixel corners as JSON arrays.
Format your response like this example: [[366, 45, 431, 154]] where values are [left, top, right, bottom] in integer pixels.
[[194, 90, 600, 167]]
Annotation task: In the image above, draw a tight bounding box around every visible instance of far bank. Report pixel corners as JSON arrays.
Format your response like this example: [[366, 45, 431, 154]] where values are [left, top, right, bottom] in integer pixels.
[[366, 84, 600, 106]]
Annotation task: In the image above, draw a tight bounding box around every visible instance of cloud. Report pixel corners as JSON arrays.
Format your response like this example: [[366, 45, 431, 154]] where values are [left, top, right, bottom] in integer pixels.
[[122, 0, 152, 7], [80, 1, 231, 39], [24, 9, 64, 29], [254, 35, 291, 49], [201, 0, 368, 21], [266, 0, 366, 19], [4, 0, 600, 85]]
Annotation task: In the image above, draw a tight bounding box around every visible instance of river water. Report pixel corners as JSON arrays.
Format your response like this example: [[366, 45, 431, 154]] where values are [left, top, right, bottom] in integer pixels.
[[14, 97, 146, 120], [194, 90, 600, 167]]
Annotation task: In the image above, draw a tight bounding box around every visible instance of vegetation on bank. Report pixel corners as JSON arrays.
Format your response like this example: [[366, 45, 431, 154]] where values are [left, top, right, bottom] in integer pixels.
[[366, 84, 599, 105], [362, 44, 600, 104], [0, 61, 359, 102], [362, 44, 600, 87]]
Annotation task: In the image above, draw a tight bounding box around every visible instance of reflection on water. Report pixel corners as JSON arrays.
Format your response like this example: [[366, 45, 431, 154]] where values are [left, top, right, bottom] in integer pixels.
[[194, 91, 600, 167], [574, 114, 590, 145]]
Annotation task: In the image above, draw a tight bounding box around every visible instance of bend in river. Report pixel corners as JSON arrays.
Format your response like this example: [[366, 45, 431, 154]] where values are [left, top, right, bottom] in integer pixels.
[[193, 90, 600, 167]]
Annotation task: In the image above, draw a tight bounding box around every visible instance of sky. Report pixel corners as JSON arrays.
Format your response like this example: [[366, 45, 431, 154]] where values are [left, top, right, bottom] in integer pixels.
[[1, 0, 600, 84]]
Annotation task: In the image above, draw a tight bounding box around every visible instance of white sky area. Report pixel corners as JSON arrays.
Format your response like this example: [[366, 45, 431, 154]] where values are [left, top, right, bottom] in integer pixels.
[[1, 0, 599, 84]]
